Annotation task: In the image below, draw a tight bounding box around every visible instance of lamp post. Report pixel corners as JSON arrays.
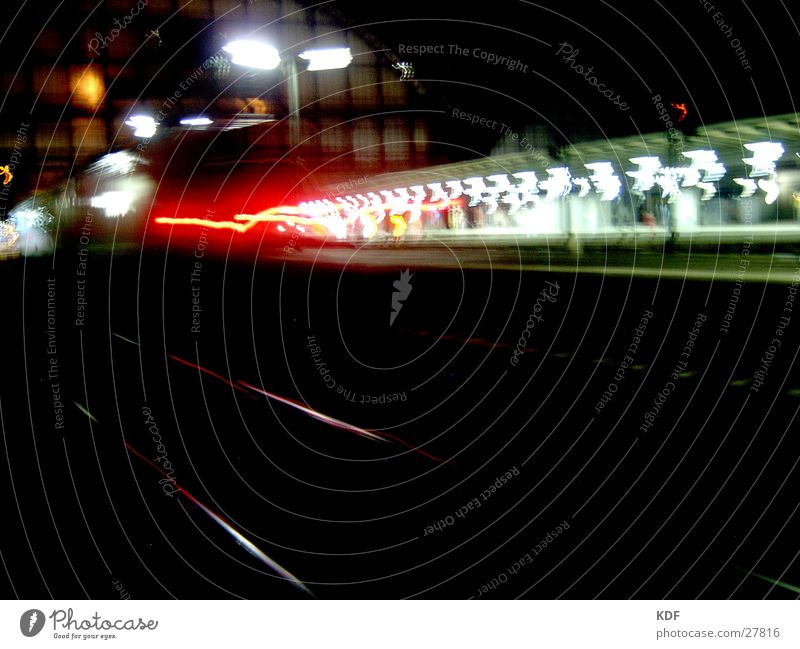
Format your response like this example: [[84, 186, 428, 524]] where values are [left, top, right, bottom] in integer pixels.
[[222, 40, 352, 147]]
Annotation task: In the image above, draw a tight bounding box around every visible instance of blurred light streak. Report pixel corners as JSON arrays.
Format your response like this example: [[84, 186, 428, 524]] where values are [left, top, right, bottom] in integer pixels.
[[112, 332, 140, 346], [299, 47, 352, 71], [740, 569, 800, 594], [743, 142, 784, 177], [73, 401, 98, 423], [154, 217, 255, 232], [239, 382, 446, 463], [377, 431, 448, 464], [167, 354, 253, 396], [90, 190, 133, 217], [758, 176, 780, 204], [89, 151, 138, 175], [124, 442, 312, 596], [124, 115, 157, 138], [179, 116, 213, 126], [222, 40, 281, 70], [238, 381, 389, 443]]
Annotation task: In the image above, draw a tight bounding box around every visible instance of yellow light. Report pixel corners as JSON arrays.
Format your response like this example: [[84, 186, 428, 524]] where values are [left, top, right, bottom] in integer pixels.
[[0, 165, 12, 185], [389, 214, 408, 238], [71, 65, 105, 109]]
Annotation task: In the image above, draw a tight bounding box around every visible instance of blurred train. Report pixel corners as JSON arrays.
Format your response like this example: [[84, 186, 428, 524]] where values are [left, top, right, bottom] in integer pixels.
[[5, 119, 800, 258]]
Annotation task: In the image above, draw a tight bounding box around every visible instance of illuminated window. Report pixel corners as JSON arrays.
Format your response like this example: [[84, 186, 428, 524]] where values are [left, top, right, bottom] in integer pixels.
[[70, 65, 105, 110]]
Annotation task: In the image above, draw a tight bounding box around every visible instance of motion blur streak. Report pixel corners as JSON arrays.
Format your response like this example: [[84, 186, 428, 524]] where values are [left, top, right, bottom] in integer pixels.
[[154, 217, 255, 233], [73, 401, 98, 423], [238, 381, 390, 444], [744, 570, 800, 594], [124, 442, 312, 596], [377, 431, 449, 465], [239, 381, 445, 462], [167, 354, 254, 396]]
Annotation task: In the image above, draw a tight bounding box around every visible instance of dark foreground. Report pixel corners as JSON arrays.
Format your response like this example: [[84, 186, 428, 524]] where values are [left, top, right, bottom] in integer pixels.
[[1, 244, 799, 599]]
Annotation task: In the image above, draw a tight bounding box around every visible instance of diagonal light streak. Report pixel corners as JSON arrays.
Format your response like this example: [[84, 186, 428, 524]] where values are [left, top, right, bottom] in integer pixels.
[[743, 569, 800, 595], [125, 442, 312, 596], [238, 381, 388, 443]]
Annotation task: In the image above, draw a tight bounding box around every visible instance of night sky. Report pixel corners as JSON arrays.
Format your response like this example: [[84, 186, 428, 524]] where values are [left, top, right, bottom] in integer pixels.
[[332, 0, 799, 145]]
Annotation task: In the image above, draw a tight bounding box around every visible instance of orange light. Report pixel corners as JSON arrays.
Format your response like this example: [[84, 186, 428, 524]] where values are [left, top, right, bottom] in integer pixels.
[[0, 165, 12, 185], [70, 64, 105, 109], [389, 214, 407, 238], [156, 205, 330, 235], [154, 217, 256, 233], [671, 102, 688, 122]]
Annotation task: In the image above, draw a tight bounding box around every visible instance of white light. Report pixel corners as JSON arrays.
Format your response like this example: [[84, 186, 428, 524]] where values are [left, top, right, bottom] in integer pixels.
[[91, 151, 138, 175], [734, 178, 757, 198], [702, 162, 726, 182], [299, 48, 352, 71], [629, 156, 662, 170], [585, 162, 621, 201], [572, 177, 591, 198], [680, 149, 725, 183], [124, 115, 157, 138], [445, 180, 464, 199], [695, 182, 717, 201], [680, 167, 701, 187], [90, 191, 133, 217], [484, 175, 511, 213], [360, 214, 377, 239], [426, 183, 449, 202], [627, 157, 662, 192], [511, 171, 540, 206], [409, 185, 427, 202], [179, 116, 213, 126], [9, 209, 42, 232], [539, 167, 572, 201], [742, 141, 784, 177], [655, 168, 682, 200], [758, 176, 780, 204], [682, 149, 717, 165], [223, 40, 281, 70], [392, 187, 411, 202], [462, 177, 487, 206]]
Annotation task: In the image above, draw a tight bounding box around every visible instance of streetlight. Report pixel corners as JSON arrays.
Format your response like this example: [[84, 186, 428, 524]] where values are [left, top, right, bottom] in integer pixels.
[[222, 40, 352, 147]]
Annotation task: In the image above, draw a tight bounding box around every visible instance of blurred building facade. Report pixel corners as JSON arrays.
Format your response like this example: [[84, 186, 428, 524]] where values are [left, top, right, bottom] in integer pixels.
[[0, 0, 431, 205]]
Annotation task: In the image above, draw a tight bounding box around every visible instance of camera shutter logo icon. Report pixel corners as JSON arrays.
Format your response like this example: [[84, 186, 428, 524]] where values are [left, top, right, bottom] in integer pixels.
[[20, 609, 45, 637]]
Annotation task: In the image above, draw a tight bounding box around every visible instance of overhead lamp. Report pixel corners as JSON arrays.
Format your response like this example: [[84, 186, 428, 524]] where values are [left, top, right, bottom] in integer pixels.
[[298, 48, 352, 71], [124, 115, 157, 138], [179, 116, 213, 126], [222, 40, 281, 70]]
